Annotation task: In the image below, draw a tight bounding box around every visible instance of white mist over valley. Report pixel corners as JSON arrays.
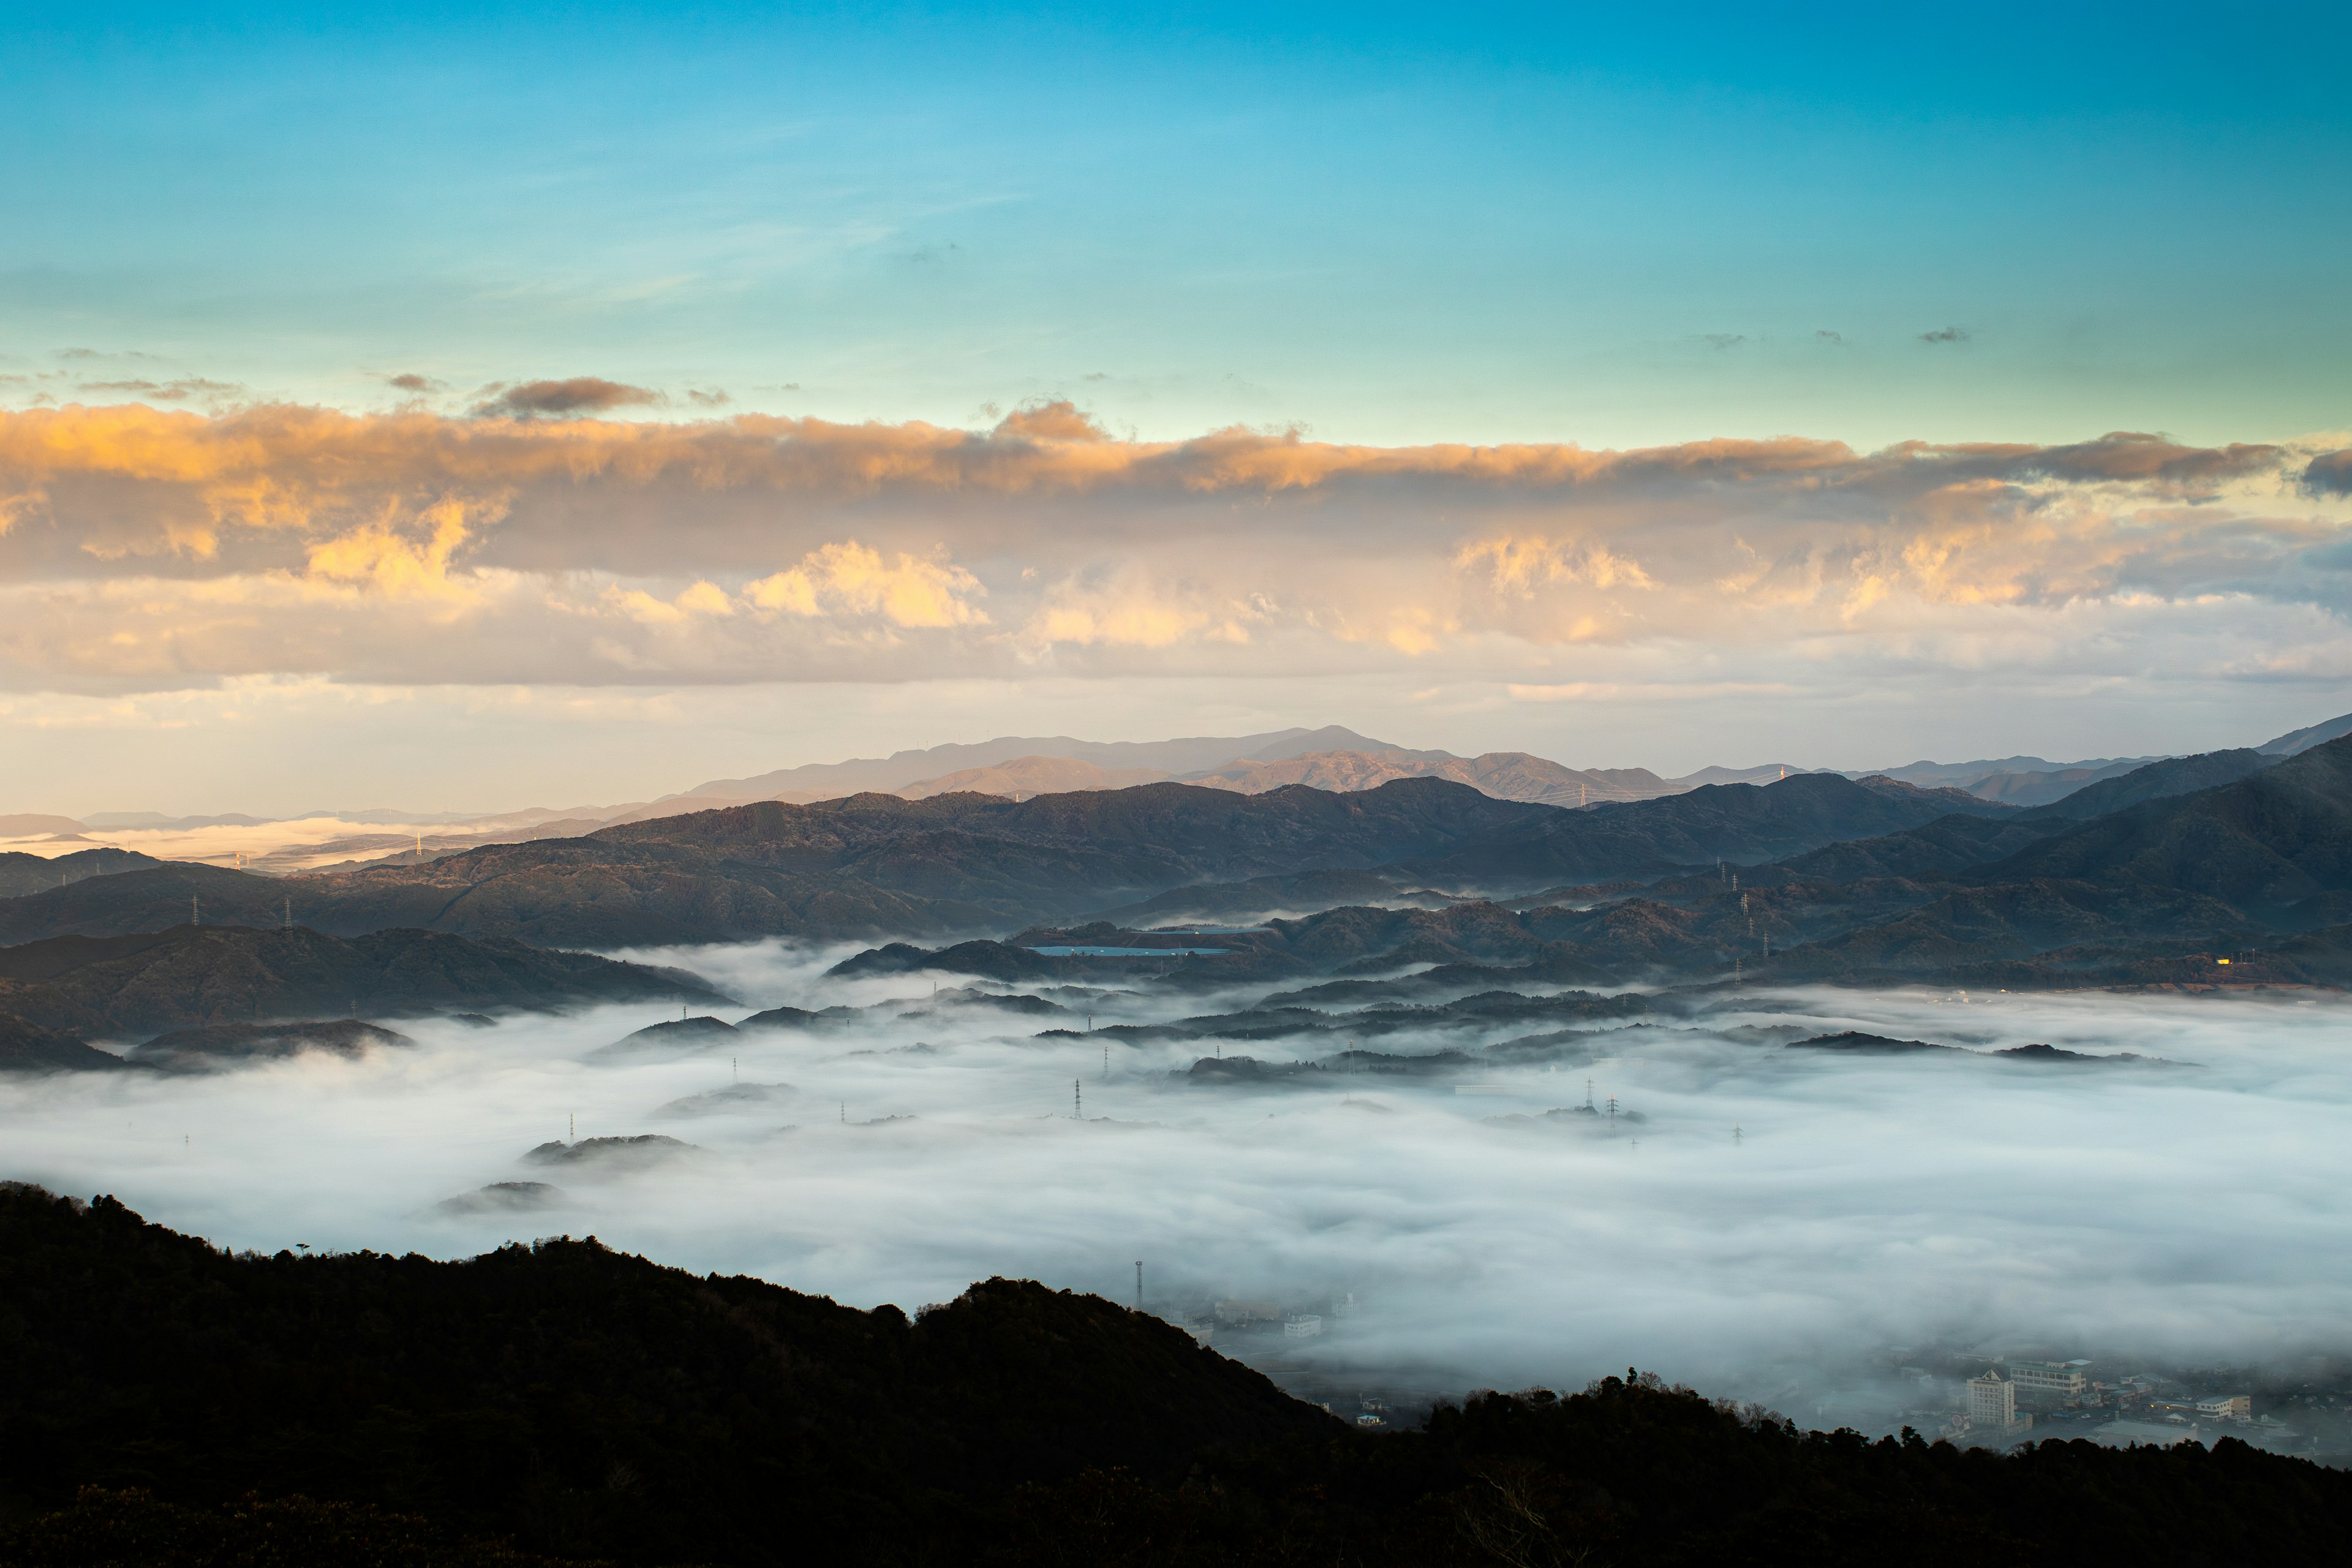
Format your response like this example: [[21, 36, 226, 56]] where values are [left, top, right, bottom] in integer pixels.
[[10, 939, 2346, 1429]]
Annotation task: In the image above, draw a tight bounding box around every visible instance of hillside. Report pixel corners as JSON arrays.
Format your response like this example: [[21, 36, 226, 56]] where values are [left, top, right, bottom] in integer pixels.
[[4, 1182, 2349, 1567], [6, 775, 2019, 950], [0, 846, 162, 899], [0, 925, 725, 1046], [0, 1183, 1333, 1564]]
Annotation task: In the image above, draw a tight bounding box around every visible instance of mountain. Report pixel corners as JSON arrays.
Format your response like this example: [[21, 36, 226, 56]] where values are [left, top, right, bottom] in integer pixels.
[[897, 755, 1168, 799], [2259, 709, 2352, 756], [1971, 735, 2352, 922], [1653, 736, 2352, 987], [1956, 759, 2158, 806], [2019, 747, 2282, 820], [0, 1184, 1333, 1565], [0, 815, 89, 839], [0, 773, 2044, 951], [0, 925, 727, 1045], [0, 861, 347, 946], [0, 1014, 132, 1073], [0, 847, 161, 899], [6, 1183, 2350, 1567], [1403, 774, 2015, 891], [1183, 748, 1683, 804], [663, 725, 1411, 807]]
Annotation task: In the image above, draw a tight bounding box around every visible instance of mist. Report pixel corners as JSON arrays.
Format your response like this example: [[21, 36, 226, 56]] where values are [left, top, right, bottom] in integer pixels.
[[7, 940, 2348, 1426]]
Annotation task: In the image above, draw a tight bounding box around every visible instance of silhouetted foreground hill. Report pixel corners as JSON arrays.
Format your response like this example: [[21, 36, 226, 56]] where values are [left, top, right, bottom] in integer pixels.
[[4, 1184, 2349, 1567], [0, 1183, 1329, 1564], [0, 925, 726, 1047]]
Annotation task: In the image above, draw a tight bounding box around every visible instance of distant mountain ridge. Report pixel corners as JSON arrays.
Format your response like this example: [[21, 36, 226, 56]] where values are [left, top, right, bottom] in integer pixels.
[[21, 711, 2346, 842]]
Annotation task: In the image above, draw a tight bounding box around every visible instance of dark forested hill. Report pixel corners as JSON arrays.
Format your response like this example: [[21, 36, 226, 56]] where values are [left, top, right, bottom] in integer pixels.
[[1400, 773, 2013, 889], [0, 777, 2028, 950], [0, 925, 726, 1046], [4, 1182, 2349, 1567], [0, 1183, 1332, 1564], [1967, 734, 2352, 919], [0, 846, 162, 899], [0, 861, 311, 946]]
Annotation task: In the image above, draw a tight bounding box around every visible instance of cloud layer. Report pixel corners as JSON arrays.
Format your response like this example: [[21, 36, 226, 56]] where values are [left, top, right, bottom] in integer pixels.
[[0, 400, 2345, 695], [9, 949, 2352, 1414]]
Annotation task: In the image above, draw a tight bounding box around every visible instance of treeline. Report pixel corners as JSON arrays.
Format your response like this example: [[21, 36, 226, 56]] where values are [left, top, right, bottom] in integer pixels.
[[4, 1182, 2349, 1566]]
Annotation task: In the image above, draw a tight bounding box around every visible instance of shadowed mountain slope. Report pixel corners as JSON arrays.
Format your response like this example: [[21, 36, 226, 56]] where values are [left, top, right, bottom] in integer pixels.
[[0, 1184, 1334, 1564], [1407, 773, 2013, 889], [0, 775, 2038, 951], [1966, 735, 2352, 918], [0, 925, 726, 1042], [2019, 747, 2282, 821], [0, 847, 163, 899]]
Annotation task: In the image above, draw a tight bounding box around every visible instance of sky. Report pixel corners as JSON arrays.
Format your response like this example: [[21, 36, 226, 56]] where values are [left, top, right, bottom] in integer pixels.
[[2, 1, 2350, 814]]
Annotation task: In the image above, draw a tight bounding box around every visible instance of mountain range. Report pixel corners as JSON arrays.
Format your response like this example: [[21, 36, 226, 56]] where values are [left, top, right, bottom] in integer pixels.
[[24, 710, 2343, 853], [4, 715, 2352, 1065]]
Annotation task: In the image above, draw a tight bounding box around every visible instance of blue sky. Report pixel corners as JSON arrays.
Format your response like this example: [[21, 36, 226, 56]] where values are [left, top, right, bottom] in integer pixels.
[[3, 2, 2351, 813], [7, 1, 2348, 448]]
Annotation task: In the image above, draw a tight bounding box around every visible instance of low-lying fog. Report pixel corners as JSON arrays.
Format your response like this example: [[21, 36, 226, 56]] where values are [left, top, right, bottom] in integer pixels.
[[9, 941, 2349, 1426]]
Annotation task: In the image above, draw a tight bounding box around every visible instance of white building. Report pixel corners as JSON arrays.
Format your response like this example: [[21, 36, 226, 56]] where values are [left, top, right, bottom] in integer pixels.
[[2195, 1394, 2252, 1422], [1967, 1371, 2034, 1439], [1283, 1314, 1324, 1338]]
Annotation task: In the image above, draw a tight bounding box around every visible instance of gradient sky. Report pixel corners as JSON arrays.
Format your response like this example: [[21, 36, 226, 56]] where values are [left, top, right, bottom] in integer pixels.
[[10, 1, 2351, 447], [2, 2, 2349, 814]]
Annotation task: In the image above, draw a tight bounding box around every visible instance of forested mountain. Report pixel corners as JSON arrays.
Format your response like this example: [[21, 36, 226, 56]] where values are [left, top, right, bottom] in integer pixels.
[[0, 775, 2022, 951], [4, 1183, 2348, 1567], [0, 925, 723, 1045], [0, 846, 163, 899]]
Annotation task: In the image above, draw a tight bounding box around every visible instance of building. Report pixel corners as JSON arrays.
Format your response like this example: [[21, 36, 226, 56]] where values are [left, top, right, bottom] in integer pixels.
[[1967, 1371, 2034, 1440], [2195, 1393, 2251, 1422], [2089, 1420, 2203, 1450], [1283, 1314, 1323, 1338], [2008, 1360, 2090, 1408]]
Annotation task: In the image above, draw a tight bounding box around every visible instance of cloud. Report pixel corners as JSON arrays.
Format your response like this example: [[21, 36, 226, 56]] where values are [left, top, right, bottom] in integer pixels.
[[745, 541, 988, 629], [1918, 326, 1971, 344], [1698, 334, 1747, 350], [75, 377, 243, 403], [473, 378, 660, 418], [10, 952, 2352, 1409], [0, 402, 2341, 693], [685, 388, 733, 408], [2302, 449, 2352, 498], [385, 374, 446, 394], [1816, 330, 1844, 344]]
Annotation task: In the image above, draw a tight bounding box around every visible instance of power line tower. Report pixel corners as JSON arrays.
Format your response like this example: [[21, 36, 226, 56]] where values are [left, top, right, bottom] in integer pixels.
[[1134, 1260, 1144, 1310], [1074, 1078, 1082, 1118]]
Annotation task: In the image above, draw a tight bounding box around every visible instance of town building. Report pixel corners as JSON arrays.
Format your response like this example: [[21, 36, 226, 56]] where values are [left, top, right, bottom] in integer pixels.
[[1966, 1371, 2034, 1440], [2195, 1393, 2251, 1422], [1283, 1314, 1324, 1338], [2008, 1359, 2090, 1408]]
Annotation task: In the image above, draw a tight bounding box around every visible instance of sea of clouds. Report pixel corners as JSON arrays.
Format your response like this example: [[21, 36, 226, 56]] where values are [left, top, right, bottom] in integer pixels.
[[7, 940, 2348, 1423]]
